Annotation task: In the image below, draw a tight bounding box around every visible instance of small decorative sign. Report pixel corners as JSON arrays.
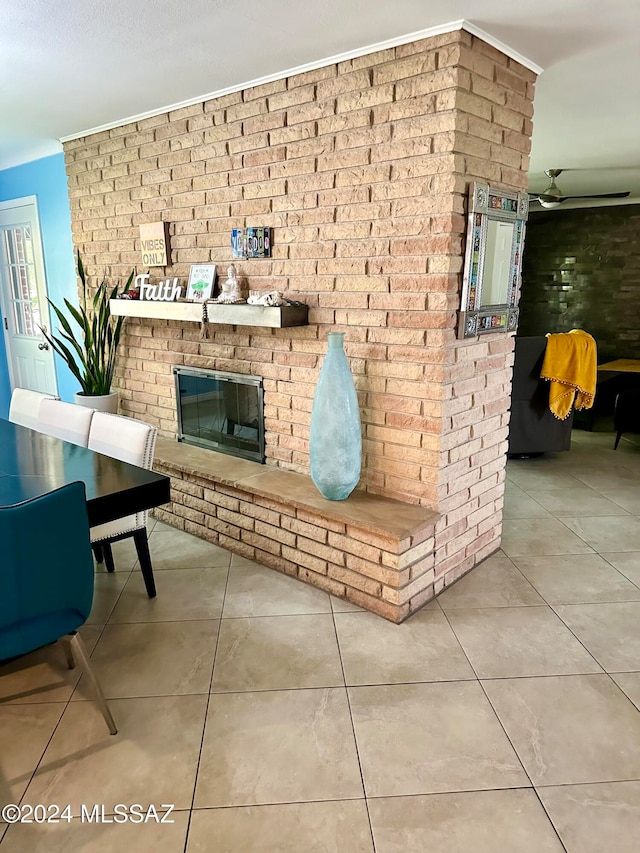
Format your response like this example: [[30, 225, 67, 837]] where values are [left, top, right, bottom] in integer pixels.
[[135, 273, 181, 301], [186, 264, 217, 301], [478, 311, 508, 331], [231, 227, 271, 259], [139, 222, 170, 267]]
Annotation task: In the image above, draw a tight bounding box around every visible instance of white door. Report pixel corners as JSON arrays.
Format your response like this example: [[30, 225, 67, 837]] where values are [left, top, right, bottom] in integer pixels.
[[0, 196, 58, 394]]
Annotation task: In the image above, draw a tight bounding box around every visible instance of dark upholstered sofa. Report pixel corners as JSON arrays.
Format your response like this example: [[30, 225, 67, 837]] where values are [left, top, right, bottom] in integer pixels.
[[507, 336, 574, 456]]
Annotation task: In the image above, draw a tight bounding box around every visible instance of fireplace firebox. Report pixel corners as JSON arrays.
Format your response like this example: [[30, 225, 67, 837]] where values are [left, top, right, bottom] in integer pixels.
[[173, 366, 265, 463]]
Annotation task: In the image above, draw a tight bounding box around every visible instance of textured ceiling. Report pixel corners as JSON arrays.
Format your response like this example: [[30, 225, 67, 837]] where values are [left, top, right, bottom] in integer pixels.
[[2, 0, 640, 206]]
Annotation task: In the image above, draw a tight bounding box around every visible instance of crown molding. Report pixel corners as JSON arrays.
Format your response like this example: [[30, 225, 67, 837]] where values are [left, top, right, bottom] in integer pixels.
[[60, 19, 542, 143], [462, 21, 543, 75]]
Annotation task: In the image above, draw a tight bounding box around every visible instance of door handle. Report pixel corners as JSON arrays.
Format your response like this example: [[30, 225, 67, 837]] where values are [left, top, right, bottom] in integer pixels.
[[38, 341, 49, 351]]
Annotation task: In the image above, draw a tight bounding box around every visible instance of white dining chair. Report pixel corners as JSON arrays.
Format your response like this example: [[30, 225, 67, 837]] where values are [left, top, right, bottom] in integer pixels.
[[87, 412, 159, 597], [37, 399, 95, 447], [9, 388, 60, 430]]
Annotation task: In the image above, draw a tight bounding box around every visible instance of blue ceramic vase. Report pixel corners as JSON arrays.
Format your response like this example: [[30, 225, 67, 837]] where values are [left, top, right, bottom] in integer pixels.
[[309, 332, 362, 500]]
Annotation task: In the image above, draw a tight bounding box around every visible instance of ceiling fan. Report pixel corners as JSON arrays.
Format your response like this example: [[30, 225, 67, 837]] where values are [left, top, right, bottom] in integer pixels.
[[529, 169, 631, 209]]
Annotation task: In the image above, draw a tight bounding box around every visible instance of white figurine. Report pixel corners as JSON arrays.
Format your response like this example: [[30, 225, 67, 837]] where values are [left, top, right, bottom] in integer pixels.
[[247, 290, 284, 306], [216, 264, 245, 304]]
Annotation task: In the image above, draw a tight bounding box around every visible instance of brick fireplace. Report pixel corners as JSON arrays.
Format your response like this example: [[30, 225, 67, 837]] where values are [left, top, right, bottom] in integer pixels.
[[62, 26, 536, 621]]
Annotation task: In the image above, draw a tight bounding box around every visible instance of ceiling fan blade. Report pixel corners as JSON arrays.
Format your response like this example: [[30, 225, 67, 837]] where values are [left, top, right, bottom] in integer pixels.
[[559, 191, 631, 200], [529, 190, 631, 204], [531, 193, 561, 203]]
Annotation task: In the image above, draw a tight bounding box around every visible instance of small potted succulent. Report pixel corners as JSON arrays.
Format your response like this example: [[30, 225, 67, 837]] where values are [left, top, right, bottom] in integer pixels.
[[42, 251, 134, 412]]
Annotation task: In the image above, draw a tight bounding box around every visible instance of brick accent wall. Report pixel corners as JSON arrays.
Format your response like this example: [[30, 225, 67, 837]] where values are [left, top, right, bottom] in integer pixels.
[[520, 205, 640, 360], [62, 28, 535, 614]]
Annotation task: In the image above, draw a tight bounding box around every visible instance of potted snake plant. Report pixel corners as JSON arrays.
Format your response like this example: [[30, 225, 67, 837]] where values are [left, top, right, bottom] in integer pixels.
[[42, 251, 134, 413]]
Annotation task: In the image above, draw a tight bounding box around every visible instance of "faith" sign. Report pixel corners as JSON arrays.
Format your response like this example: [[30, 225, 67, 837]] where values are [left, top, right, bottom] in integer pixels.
[[135, 274, 181, 301]]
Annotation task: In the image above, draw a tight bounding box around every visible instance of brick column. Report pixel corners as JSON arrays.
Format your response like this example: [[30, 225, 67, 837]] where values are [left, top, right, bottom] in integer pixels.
[[434, 35, 536, 593]]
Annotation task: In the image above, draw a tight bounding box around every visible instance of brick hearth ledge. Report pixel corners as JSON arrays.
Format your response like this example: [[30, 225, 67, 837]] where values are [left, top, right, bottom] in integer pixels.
[[153, 438, 438, 623]]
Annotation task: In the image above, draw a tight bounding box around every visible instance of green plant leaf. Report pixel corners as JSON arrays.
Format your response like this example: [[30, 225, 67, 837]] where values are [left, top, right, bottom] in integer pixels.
[[43, 252, 131, 396]]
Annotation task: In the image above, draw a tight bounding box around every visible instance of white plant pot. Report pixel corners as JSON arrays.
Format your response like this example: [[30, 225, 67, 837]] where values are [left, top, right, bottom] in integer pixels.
[[74, 391, 119, 414]]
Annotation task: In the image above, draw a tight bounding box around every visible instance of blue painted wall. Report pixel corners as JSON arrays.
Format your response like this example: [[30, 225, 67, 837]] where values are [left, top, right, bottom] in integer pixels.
[[0, 153, 78, 416]]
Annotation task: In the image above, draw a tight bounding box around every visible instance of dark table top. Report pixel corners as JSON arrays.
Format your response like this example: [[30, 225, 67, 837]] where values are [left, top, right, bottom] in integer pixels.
[[0, 418, 171, 526], [597, 358, 640, 373]]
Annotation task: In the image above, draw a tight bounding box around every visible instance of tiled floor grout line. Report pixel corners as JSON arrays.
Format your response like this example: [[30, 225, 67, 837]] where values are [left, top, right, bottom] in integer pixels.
[[495, 553, 611, 676], [11, 700, 68, 816], [529, 786, 570, 852], [439, 584, 570, 852], [181, 778, 640, 808], [599, 557, 640, 591], [439, 600, 560, 791], [60, 669, 640, 704], [181, 554, 232, 853], [329, 606, 378, 853], [610, 679, 640, 711], [473, 671, 570, 852]]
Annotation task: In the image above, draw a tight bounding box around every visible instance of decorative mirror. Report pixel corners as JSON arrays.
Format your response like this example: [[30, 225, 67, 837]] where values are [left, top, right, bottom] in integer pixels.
[[457, 182, 529, 339]]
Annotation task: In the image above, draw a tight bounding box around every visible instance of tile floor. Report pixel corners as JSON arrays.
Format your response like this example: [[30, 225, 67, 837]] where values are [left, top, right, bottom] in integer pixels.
[[1, 429, 640, 851]]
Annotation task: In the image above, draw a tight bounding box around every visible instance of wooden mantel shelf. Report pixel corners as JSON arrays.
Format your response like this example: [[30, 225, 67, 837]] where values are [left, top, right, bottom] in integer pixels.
[[109, 299, 308, 328]]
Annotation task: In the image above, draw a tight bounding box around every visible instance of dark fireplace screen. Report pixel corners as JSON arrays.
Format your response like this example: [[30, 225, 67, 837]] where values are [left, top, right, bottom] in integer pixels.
[[173, 367, 265, 463]]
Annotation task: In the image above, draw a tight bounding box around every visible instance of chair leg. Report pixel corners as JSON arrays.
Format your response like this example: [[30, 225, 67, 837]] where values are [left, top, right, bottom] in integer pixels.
[[60, 636, 75, 670], [67, 633, 117, 735], [133, 527, 156, 598], [103, 542, 116, 573], [92, 543, 104, 564], [614, 431, 623, 450]]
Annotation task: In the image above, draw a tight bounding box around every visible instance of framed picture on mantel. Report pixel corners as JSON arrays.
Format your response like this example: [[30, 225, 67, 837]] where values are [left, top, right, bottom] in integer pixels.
[[186, 265, 217, 301]]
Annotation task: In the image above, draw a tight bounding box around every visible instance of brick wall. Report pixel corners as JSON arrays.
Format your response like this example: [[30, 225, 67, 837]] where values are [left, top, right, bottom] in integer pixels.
[[520, 205, 640, 360], [63, 28, 535, 607]]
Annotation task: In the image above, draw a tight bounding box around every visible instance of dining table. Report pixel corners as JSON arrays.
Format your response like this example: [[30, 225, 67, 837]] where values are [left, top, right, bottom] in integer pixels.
[[597, 358, 640, 373], [574, 357, 640, 431], [0, 417, 171, 527]]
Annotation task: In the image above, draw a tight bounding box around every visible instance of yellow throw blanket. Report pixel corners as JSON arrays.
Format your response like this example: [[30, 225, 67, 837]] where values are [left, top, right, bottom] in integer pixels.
[[540, 329, 597, 420]]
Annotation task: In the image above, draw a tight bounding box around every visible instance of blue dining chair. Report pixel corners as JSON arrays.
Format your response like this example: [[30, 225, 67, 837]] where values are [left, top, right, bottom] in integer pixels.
[[0, 481, 117, 734]]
